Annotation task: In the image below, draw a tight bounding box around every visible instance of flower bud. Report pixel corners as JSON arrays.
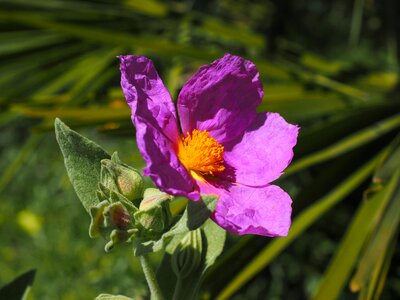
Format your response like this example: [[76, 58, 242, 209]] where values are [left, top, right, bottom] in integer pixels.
[[103, 202, 132, 230], [100, 157, 144, 201], [139, 188, 172, 210], [135, 188, 172, 233]]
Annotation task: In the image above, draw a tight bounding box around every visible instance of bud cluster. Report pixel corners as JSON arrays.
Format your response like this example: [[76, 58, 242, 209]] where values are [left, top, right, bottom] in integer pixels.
[[89, 152, 173, 252]]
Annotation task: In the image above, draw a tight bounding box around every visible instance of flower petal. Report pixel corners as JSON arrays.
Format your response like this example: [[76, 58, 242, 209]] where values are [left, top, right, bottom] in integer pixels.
[[199, 182, 292, 236], [119, 55, 179, 142], [177, 53, 263, 144], [136, 117, 200, 200], [119, 55, 200, 200], [222, 112, 299, 186]]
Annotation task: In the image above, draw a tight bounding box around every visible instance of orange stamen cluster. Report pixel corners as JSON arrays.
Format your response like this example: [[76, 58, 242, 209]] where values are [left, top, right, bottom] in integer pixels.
[[177, 129, 225, 178]]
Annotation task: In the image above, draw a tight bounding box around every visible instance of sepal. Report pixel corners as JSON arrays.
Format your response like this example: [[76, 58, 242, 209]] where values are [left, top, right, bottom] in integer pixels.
[[96, 183, 138, 215], [89, 197, 138, 251], [105, 229, 138, 252], [89, 200, 109, 238]]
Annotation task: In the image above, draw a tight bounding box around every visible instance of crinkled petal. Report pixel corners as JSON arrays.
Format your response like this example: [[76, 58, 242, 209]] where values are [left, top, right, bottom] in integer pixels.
[[136, 117, 200, 200], [119, 55, 179, 142], [199, 181, 292, 236], [177, 53, 263, 144], [222, 112, 299, 186], [119, 55, 199, 200]]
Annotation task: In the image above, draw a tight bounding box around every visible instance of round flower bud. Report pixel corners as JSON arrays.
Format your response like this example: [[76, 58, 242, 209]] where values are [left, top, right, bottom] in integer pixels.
[[135, 188, 172, 234], [103, 202, 132, 230], [100, 158, 144, 201]]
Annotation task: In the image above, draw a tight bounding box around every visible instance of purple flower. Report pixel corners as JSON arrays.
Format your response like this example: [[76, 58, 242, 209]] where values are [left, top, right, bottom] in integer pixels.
[[119, 54, 299, 237]]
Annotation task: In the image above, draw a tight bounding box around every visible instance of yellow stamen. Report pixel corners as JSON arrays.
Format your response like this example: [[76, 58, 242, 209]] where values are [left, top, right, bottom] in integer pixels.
[[177, 129, 225, 179]]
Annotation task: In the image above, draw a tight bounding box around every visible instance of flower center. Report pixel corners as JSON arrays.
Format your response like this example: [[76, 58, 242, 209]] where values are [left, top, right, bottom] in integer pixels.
[[177, 129, 225, 178]]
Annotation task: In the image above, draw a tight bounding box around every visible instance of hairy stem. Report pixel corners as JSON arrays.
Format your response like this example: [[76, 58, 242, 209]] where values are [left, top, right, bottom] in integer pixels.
[[139, 255, 164, 300]]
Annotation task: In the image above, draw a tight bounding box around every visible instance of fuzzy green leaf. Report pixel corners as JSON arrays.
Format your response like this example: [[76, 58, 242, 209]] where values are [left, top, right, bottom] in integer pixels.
[[202, 218, 226, 271], [187, 194, 218, 230], [156, 219, 225, 300], [156, 220, 225, 298], [54, 118, 110, 213]]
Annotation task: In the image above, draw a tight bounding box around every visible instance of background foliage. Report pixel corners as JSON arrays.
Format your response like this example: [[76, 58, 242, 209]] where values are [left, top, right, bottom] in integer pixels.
[[0, 0, 399, 299]]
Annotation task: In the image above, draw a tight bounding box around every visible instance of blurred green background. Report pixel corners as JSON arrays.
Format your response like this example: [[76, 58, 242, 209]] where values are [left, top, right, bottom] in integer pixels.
[[0, 0, 399, 299]]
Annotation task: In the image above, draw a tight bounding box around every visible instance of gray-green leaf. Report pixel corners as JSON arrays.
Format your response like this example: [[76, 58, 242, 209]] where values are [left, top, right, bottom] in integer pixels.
[[156, 219, 226, 300], [187, 194, 218, 230], [202, 219, 226, 271], [55, 118, 110, 213]]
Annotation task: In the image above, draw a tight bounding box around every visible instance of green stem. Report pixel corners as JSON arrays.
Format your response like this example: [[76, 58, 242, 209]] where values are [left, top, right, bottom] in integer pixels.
[[172, 277, 183, 300], [171, 276, 202, 300], [139, 255, 164, 300]]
